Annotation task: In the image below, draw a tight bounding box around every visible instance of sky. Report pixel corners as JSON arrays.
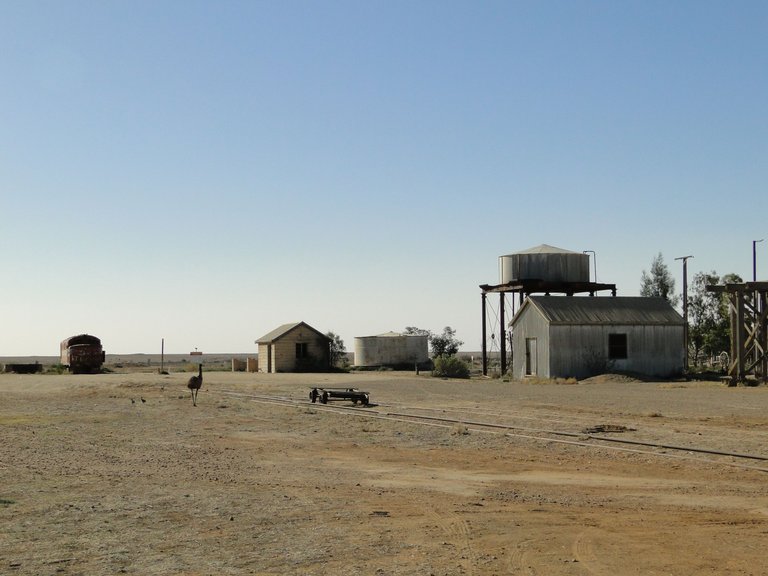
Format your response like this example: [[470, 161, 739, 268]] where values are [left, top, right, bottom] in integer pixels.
[[1, 0, 767, 356]]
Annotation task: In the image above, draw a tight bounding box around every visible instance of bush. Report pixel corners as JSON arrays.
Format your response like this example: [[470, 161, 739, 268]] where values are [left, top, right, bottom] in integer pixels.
[[432, 355, 470, 379], [44, 364, 67, 375]]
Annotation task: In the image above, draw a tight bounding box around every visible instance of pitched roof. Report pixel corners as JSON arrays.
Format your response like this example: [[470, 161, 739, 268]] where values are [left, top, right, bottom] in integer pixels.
[[513, 296, 684, 326], [255, 321, 331, 344]]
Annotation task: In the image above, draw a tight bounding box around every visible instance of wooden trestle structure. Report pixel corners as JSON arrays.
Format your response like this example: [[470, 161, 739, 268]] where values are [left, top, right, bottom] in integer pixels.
[[706, 282, 768, 384], [479, 280, 617, 376]]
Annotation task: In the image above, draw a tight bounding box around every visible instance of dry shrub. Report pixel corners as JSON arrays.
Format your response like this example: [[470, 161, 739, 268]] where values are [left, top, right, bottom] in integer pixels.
[[433, 355, 471, 379]]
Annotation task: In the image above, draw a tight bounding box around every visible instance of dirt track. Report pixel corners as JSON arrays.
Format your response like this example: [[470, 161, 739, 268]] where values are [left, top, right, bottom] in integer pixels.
[[2, 371, 768, 575]]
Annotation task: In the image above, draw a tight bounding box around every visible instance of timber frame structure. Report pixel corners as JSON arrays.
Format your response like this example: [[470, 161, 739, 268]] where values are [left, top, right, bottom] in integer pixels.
[[706, 282, 768, 384], [479, 279, 617, 376]]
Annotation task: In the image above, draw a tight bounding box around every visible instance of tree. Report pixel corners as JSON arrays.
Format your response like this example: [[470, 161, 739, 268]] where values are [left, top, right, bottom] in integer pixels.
[[687, 271, 743, 365], [721, 272, 743, 286], [429, 326, 463, 358], [326, 331, 348, 368], [640, 252, 679, 307], [403, 326, 463, 358], [404, 326, 433, 338], [688, 271, 725, 363]]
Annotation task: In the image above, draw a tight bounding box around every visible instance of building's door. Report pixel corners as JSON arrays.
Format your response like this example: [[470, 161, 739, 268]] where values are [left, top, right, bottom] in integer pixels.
[[525, 338, 537, 376]]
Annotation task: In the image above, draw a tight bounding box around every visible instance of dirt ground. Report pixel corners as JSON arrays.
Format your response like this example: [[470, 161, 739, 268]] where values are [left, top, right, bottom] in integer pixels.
[[2, 370, 768, 576]]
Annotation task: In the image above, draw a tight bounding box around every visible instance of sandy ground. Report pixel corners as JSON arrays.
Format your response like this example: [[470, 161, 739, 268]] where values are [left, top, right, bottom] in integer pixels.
[[2, 370, 768, 576]]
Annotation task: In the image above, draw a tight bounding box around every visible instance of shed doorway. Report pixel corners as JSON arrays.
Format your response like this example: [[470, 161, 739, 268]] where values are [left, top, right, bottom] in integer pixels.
[[525, 338, 537, 376]]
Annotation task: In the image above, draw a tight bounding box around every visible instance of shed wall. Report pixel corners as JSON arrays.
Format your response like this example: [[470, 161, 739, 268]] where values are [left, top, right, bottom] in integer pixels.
[[257, 343, 272, 373], [547, 324, 684, 379], [511, 306, 551, 379]]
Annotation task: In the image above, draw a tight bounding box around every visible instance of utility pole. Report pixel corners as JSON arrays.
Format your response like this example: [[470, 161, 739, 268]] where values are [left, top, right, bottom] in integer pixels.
[[675, 255, 694, 371], [754, 239, 764, 282], [583, 250, 597, 283]]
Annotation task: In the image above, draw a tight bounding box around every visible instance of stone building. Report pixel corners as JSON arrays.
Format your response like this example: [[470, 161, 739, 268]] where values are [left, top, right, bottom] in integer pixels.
[[255, 321, 331, 373]]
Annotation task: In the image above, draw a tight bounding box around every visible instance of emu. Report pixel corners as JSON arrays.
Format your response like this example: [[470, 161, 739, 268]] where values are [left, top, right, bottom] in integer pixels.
[[187, 364, 203, 407]]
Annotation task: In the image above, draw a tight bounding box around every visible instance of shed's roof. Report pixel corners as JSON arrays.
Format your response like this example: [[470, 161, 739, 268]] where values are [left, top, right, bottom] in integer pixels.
[[255, 321, 331, 344], [514, 296, 684, 326]]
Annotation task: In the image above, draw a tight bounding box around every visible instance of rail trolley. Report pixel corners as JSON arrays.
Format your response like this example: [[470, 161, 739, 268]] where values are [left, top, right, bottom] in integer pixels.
[[309, 387, 370, 406]]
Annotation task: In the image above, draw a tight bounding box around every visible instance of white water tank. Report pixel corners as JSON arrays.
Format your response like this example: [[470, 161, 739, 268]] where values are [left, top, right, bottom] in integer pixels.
[[499, 244, 589, 284], [354, 332, 429, 367]]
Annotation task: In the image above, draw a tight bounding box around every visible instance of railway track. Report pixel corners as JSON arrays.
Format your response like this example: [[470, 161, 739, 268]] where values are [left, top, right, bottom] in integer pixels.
[[217, 389, 768, 473]]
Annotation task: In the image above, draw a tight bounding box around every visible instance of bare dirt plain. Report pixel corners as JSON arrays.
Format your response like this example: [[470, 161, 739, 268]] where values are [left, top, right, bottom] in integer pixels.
[[2, 371, 768, 576]]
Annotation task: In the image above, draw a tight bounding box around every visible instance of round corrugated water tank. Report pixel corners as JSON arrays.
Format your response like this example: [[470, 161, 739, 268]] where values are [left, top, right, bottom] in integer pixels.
[[499, 244, 589, 284], [354, 332, 429, 367]]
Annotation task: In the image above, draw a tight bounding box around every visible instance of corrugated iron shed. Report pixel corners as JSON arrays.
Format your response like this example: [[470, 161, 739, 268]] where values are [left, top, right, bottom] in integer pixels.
[[516, 296, 684, 326]]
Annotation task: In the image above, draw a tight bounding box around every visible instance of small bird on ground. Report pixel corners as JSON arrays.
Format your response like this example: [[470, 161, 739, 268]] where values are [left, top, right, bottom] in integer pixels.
[[140, 397, 146, 403]]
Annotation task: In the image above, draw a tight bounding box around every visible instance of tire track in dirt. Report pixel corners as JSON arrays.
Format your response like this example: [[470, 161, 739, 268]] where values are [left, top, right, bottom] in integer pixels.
[[505, 537, 537, 575], [426, 508, 477, 576], [572, 528, 611, 576]]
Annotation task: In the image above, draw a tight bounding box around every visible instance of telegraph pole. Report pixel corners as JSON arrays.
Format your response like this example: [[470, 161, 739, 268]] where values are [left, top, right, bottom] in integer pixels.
[[675, 255, 694, 371], [754, 239, 764, 282]]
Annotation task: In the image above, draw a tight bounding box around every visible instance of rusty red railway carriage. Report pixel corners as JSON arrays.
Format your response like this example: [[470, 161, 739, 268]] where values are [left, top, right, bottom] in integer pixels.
[[60, 334, 105, 374]]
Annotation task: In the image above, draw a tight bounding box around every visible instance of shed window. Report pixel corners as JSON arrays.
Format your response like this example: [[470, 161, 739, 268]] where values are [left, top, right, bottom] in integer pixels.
[[296, 342, 308, 359], [608, 333, 627, 360]]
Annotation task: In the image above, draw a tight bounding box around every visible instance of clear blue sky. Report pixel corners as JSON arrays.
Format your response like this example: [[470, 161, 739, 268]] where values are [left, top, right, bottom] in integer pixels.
[[1, 1, 766, 356]]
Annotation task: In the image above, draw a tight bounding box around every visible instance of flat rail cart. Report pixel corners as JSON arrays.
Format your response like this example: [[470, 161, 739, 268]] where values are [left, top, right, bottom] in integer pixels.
[[309, 387, 370, 406]]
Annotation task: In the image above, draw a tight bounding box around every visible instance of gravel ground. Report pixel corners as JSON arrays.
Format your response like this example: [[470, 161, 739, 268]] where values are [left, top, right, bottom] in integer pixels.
[[2, 371, 768, 575]]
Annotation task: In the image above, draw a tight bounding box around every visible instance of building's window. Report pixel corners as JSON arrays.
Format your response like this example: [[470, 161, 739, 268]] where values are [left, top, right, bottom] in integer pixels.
[[608, 333, 628, 359], [296, 342, 308, 359]]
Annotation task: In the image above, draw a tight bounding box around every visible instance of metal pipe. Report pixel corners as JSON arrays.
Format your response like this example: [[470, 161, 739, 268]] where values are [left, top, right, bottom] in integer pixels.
[[583, 250, 596, 283], [481, 292, 487, 376], [218, 391, 768, 473], [499, 292, 506, 376], [385, 411, 768, 462], [675, 255, 694, 370]]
